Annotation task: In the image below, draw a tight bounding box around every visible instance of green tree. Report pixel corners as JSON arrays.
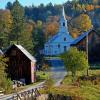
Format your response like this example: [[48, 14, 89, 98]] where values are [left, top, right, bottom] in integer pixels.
[[61, 47, 89, 80], [10, 0, 35, 54], [0, 56, 12, 93], [6, 2, 13, 10], [20, 21, 34, 54], [33, 20, 45, 64], [11, 0, 25, 44]]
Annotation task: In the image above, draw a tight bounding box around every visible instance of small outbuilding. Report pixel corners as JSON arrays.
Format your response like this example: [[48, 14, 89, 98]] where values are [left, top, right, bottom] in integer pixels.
[[71, 29, 97, 51], [4, 44, 36, 84], [71, 29, 100, 62]]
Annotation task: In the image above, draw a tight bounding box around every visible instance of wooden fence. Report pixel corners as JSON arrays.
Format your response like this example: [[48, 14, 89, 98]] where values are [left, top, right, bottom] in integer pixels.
[[7, 88, 41, 100]]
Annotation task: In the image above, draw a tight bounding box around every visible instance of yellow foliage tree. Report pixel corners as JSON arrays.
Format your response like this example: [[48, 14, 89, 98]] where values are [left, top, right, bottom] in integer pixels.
[[86, 5, 94, 11], [72, 14, 93, 32], [45, 21, 59, 39]]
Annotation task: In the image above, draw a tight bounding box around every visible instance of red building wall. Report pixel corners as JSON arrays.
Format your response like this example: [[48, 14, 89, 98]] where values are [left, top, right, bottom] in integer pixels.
[[5, 45, 32, 84]]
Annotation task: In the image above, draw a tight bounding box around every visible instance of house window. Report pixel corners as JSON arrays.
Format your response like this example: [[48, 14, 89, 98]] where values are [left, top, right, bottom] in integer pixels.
[[58, 44, 60, 48], [63, 22, 65, 26], [64, 37, 66, 41]]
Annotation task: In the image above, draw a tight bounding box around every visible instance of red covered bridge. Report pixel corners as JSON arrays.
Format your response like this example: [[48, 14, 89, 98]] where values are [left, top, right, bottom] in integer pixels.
[[5, 44, 36, 84]]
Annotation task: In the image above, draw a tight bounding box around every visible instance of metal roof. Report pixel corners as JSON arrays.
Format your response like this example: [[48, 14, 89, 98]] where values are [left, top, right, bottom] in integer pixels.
[[71, 29, 93, 45], [0, 49, 3, 55], [15, 44, 36, 62]]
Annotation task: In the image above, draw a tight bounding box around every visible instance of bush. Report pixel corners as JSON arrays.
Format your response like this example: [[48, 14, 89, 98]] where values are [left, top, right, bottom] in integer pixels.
[[0, 56, 12, 94], [0, 78, 12, 94]]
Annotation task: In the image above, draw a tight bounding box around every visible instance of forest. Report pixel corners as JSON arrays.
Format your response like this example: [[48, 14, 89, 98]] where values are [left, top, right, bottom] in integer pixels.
[[0, 0, 100, 63]]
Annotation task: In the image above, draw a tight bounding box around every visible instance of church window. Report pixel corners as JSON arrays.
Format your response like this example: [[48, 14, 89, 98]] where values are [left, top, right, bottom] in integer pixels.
[[63, 22, 65, 26], [64, 46, 67, 51], [58, 44, 60, 48], [64, 37, 66, 41]]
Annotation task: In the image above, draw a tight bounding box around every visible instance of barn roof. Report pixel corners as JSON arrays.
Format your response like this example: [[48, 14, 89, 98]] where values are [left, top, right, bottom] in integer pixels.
[[0, 49, 3, 55], [5, 44, 36, 63], [15, 45, 36, 62], [71, 29, 94, 46]]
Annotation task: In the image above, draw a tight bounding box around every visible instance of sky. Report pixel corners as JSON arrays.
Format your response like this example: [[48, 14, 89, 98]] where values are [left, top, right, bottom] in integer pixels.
[[0, 0, 69, 9]]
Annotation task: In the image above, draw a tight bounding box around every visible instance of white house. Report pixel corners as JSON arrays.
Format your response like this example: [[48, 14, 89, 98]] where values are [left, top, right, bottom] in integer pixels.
[[44, 6, 74, 56]]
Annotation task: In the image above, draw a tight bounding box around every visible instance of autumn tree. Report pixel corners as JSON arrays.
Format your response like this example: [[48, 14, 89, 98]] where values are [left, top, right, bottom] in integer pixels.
[[68, 24, 81, 38], [0, 10, 12, 49], [45, 21, 59, 40], [61, 47, 89, 80], [86, 4, 94, 11], [71, 14, 92, 35]]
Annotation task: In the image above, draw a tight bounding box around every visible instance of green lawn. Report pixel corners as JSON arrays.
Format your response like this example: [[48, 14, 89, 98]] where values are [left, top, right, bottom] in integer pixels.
[[36, 71, 50, 81], [63, 70, 100, 84], [40, 70, 100, 100], [58, 70, 100, 100]]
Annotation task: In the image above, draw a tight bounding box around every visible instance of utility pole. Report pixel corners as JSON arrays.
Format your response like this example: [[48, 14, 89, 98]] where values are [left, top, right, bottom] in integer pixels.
[[86, 32, 89, 76], [83, 9, 89, 76]]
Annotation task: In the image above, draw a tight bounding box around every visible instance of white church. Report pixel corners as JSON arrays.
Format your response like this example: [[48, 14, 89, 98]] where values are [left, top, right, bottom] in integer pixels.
[[44, 6, 74, 56]]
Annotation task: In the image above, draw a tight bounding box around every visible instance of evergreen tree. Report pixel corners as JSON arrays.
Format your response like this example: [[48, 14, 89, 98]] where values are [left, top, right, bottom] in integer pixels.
[[6, 2, 13, 10], [33, 20, 45, 64], [11, 0, 25, 44], [20, 21, 34, 54], [10, 0, 34, 54]]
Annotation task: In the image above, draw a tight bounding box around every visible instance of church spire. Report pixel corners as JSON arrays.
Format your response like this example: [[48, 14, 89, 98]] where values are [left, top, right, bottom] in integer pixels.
[[62, 6, 66, 19], [59, 5, 69, 34]]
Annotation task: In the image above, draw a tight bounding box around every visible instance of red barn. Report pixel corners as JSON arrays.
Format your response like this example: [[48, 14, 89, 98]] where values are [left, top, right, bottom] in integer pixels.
[[5, 44, 36, 84]]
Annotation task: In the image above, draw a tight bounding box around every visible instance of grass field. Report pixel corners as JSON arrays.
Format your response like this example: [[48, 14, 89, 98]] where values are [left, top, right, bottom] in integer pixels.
[[40, 70, 100, 100], [36, 71, 50, 81]]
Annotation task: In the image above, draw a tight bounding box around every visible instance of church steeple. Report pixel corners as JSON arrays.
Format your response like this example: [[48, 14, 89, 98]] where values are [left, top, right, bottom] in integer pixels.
[[62, 6, 66, 19], [59, 5, 69, 34]]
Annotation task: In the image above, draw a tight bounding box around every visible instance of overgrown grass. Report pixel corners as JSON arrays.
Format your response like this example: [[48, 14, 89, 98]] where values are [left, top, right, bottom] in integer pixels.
[[60, 70, 100, 100], [40, 70, 100, 100], [17, 71, 50, 92], [36, 71, 50, 81]]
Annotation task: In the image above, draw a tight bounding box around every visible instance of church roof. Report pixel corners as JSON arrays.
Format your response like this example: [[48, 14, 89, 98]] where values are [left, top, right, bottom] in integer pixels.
[[46, 32, 73, 44], [47, 34, 60, 43], [71, 29, 94, 45]]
